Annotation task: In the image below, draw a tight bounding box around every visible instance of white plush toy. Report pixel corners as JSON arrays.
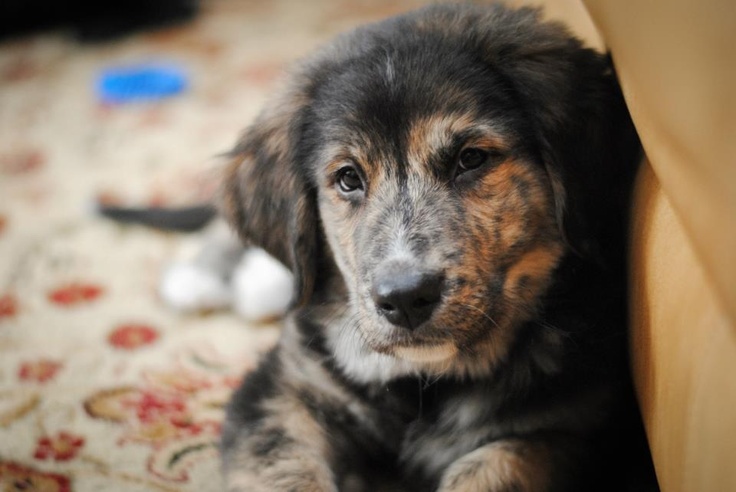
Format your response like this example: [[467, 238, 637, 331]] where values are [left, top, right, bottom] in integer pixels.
[[158, 220, 294, 322], [98, 203, 294, 323]]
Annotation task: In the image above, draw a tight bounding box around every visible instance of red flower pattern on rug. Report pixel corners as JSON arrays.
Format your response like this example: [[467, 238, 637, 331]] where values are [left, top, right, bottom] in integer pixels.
[[0, 293, 18, 320], [18, 359, 62, 383], [0, 149, 45, 175], [33, 432, 86, 462], [83, 356, 243, 483], [47, 283, 104, 307], [108, 324, 160, 350], [0, 462, 71, 492]]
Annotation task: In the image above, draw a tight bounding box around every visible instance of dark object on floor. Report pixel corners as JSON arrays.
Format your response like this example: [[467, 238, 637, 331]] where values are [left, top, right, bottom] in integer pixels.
[[0, 0, 199, 42], [98, 204, 216, 232]]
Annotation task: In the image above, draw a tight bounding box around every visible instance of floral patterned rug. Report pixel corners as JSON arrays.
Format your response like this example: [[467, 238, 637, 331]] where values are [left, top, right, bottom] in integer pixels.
[[0, 1, 425, 490]]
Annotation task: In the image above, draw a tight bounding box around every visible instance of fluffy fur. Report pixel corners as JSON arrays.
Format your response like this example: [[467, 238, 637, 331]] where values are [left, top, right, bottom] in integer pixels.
[[220, 4, 655, 491]]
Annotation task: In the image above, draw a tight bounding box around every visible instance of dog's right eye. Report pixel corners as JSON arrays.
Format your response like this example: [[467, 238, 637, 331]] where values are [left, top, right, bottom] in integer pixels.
[[336, 167, 364, 194]]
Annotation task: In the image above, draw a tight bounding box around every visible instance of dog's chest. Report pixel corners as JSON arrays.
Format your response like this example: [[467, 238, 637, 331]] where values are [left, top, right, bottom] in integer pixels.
[[354, 379, 501, 471]]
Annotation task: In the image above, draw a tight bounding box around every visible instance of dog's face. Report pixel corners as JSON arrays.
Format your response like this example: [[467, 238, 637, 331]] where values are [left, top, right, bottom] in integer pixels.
[[221, 5, 637, 380], [311, 59, 564, 367]]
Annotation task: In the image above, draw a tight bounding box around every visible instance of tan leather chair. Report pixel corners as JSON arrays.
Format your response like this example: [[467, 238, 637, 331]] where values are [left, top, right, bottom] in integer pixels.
[[514, 0, 736, 490], [582, 2, 736, 491]]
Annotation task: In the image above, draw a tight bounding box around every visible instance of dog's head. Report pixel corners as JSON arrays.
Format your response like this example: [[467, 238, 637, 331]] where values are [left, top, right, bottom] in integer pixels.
[[221, 5, 638, 380]]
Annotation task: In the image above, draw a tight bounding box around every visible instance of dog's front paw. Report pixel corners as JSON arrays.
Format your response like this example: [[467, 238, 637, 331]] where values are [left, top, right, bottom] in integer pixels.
[[224, 465, 338, 492], [438, 440, 552, 492]]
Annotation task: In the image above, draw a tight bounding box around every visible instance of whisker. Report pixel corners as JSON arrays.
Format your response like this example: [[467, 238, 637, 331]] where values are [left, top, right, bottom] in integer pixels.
[[460, 302, 501, 329]]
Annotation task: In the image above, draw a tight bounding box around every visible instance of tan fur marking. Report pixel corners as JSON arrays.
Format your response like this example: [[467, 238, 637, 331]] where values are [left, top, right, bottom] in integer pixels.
[[395, 342, 457, 363], [505, 244, 563, 305], [320, 140, 381, 190], [406, 113, 507, 173], [479, 159, 558, 253], [438, 440, 553, 492]]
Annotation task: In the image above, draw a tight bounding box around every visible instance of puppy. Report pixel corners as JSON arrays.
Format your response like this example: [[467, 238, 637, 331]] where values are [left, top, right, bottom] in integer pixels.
[[220, 4, 654, 491]]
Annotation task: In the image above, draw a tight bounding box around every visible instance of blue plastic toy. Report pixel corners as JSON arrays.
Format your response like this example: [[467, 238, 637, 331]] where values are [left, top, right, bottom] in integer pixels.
[[97, 62, 188, 103]]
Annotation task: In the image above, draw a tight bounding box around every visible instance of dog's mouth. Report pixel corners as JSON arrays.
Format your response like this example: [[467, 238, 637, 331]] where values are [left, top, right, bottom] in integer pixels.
[[366, 330, 459, 363], [392, 342, 458, 363], [354, 266, 504, 368]]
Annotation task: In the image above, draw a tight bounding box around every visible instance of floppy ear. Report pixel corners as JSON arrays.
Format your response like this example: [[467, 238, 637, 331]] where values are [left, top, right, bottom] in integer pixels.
[[482, 6, 640, 264], [219, 84, 319, 306]]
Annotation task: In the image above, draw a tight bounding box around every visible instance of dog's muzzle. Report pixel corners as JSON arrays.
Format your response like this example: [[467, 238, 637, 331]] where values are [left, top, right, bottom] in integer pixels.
[[371, 260, 444, 330]]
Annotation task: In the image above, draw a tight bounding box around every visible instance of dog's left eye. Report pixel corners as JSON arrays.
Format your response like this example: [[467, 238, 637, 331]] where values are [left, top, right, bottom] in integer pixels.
[[457, 148, 490, 174], [336, 166, 364, 194], [455, 147, 506, 180]]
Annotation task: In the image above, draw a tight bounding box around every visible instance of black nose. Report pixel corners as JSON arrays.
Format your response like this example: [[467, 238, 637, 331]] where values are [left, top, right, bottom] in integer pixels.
[[371, 265, 444, 330]]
